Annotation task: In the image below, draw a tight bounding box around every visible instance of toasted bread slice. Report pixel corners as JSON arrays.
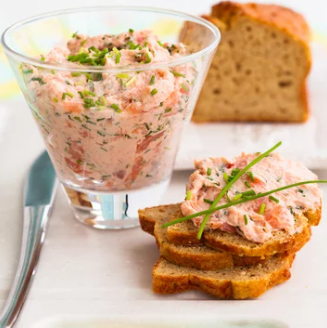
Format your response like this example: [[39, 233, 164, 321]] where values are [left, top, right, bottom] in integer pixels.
[[167, 208, 313, 257], [153, 209, 271, 270], [153, 253, 295, 299], [139, 203, 316, 258], [139, 203, 181, 236]]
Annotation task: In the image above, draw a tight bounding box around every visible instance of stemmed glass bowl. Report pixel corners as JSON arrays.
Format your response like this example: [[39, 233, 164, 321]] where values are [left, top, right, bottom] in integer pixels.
[[2, 6, 220, 229]]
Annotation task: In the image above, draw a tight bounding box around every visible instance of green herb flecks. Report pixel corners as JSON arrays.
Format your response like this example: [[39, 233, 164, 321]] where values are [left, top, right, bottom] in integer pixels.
[[150, 88, 158, 96], [259, 203, 266, 215], [149, 75, 155, 85], [186, 190, 192, 201], [196, 142, 282, 239], [163, 179, 327, 229], [170, 71, 186, 78], [31, 77, 45, 85]]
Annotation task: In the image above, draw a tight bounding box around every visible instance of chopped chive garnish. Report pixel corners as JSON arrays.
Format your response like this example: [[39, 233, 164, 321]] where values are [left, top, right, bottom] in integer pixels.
[[196, 142, 282, 239], [62, 93, 67, 100], [223, 172, 229, 183], [162, 179, 327, 229], [83, 98, 95, 108], [143, 41, 148, 48], [259, 203, 266, 215], [149, 75, 155, 85], [111, 104, 121, 113], [74, 116, 82, 122], [129, 28, 134, 33], [97, 130, 105, 137], [100, 147, 108, 152], [157, 41, 164, 47], [269, 195, 279, 203], [100, 95, 107, 105], [170, 71, 186, 78], [186, 190, 192, 200], [233, 193, 243, 200], [115, 52, 122, 64], [77, 159, 83, 165], [83, 90, 96, 97], [78, 91, 84, 99], [117, 73, 129, 79], [71, 72, 82, 77], [81, 124, 91, 131], [125, 76, 137, 87], [226, 194, 232, 203], [159, 102, 164, 107], [40, 55, 45, 61], [53, 97, 58, 103], [97, 118, 105, 121], [145, 52, 151, 63], [181, 83, 189, 92], [23, 69, 33, 74], [248, 171, 255, 182], [72, 31, 78, 38], [66, 92, 74, 98], [165, 108, 172, 113], [95, 100, 102, 106], [51, 70, 55, 74], [244, 215, 248, 225], [150, 88, 158, 96], [207, 168, 212, 176], [245, 181, 251, 188], [31, 77, 45, 85]]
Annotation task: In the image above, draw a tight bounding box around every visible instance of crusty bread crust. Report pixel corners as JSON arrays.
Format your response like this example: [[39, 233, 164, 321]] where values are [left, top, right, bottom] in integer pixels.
[[211, 2, 311, 46], [153, 254, 295, 299]]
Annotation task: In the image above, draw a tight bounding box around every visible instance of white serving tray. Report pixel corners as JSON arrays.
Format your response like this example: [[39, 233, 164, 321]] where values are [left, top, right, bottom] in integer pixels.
[[176, 43, 327, 170]]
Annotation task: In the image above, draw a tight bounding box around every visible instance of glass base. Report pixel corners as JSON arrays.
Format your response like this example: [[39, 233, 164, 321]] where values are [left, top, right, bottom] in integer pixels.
[[62, 179, 170, 229]]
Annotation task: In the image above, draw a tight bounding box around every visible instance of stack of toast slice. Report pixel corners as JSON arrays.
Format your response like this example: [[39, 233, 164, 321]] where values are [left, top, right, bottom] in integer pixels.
[[139, 202, 321, 299]]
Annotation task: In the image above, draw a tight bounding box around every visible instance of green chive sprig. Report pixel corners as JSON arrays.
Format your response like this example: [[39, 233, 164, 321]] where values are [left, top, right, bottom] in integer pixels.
[[195, 142, 282, 239], [162, 180, 327, 229]]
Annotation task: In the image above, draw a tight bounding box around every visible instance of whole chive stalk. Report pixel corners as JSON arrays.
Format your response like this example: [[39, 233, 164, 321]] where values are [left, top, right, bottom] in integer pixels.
[[207, 168, 212, 176], [162, 179, 327, 229], [233, 193, 243, 201], [242, 189, 256, 197], [269, 195, 279, 203], [203, 199, 212, 204], [196, 142, 282, 239], [186, 190, 192, 201], [259, 203, 266, 215]]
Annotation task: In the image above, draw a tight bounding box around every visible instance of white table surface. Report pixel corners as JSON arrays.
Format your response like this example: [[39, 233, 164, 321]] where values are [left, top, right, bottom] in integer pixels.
[[1, 0, 327, 327], [1, 96, 327, 328]]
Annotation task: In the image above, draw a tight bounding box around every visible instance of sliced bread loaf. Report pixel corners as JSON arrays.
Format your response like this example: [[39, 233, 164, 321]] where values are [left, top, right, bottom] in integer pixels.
[[153, 253, 295, 299], [180, 2, 311, 122]]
